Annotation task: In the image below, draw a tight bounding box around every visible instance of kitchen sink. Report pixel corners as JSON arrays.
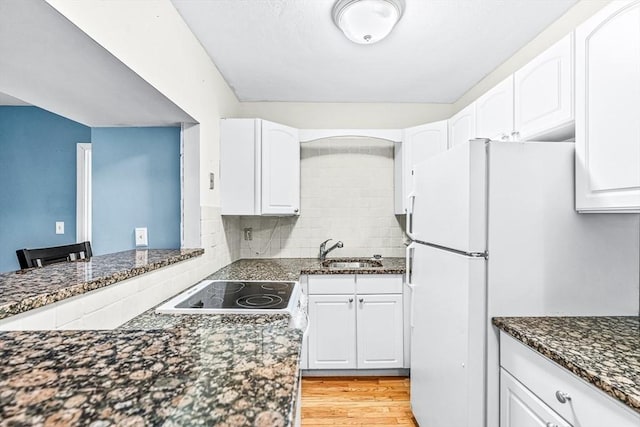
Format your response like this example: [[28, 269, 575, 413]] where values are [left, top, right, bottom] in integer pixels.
[[321, 259, 383, 269]]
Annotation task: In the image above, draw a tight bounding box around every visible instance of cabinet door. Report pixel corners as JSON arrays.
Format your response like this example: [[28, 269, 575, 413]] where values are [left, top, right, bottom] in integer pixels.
[[501, 369, 572, 427], [308, 295, 356, 369], [476, 75, 514, 141], [396, 121, 448, 213], [448, 102, 476, 148], [356, 294, 403, 369], [514, 33, 574, 141], [261, 120, 300, 215], [575, 0, 640, 212], [220, 118, 259, 215]]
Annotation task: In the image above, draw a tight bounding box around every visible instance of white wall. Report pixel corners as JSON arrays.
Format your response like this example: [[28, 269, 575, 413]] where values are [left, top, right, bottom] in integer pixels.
[[239, 102, 452, 129], [240, 138, 405, 258], [46, 0, 242, 270]]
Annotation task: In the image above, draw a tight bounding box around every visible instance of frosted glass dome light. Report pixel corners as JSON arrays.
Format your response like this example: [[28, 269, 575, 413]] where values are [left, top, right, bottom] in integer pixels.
[[332, 0, 404, 44]]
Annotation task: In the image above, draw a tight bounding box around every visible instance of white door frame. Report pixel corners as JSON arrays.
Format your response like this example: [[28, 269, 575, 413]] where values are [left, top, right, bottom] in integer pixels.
[[76, 143, 92, 243]]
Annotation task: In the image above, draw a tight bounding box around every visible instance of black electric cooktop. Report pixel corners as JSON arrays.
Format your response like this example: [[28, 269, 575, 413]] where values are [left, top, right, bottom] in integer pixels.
[[175, 280, 296, 310]]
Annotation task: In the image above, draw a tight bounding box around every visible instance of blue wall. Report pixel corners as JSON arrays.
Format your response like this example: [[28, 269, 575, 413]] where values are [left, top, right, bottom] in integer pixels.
[[92, 127, 181, 255], [0, 107, 91, 273]]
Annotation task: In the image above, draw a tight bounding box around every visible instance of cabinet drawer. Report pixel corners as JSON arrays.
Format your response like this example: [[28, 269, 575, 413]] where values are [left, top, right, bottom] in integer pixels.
[[308, 275, 355, 294], [356, 274, 403, 294], [500, 368, 571, 427], [500, 333, 639, 427]]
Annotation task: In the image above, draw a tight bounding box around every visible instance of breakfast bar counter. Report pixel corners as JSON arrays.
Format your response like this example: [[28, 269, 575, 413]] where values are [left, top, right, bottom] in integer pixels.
[[0, 249, 204, 320]]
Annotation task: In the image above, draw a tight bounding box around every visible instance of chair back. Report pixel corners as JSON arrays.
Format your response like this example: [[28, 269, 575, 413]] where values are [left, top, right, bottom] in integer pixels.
[[16, 241, 93, 269]]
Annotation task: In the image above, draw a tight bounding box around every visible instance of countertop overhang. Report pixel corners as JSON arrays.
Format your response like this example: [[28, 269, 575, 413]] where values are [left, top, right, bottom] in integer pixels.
[[0, 248, 204, 320]]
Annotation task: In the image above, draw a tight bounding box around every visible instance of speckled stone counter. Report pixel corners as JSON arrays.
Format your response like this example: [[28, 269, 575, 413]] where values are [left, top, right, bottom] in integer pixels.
[[210, 257, 405, 279], [493, 316, 640, 413], [0, 314, 301, 426], [0, 258, 309, 426], [0, 256, 403, 426], [0, 249, 204, 320]]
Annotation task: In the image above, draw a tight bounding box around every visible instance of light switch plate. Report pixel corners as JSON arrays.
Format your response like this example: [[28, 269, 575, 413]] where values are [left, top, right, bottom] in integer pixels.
[[55, 221, 64, 234], [135, 227, 148, 246]]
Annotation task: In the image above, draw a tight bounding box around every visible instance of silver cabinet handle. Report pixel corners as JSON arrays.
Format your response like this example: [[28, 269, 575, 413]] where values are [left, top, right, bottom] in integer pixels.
[[510, 131, 521, 141], [348, 298, 354, 303], [545, 423, 558, 427], [555, 390, 571, 404], [359, 298, 364, 303], [500, 132, 509, 141], [294, 208, 299, 213]]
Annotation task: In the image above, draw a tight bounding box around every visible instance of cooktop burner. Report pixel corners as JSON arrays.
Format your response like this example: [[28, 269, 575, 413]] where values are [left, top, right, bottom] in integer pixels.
[[236, 294, 284, 308], [206, 281, 245, 294], [167, 280, 297, 312]]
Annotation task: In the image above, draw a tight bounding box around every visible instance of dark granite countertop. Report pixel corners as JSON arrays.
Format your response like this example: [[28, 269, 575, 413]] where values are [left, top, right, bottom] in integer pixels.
[[210, 257, 405, 279], [0, 256, 403, 425], [0, 257, 310, 426], [0, 249, 204, 321], [493, 316, 640, 413], [0, 313, 301, 426]]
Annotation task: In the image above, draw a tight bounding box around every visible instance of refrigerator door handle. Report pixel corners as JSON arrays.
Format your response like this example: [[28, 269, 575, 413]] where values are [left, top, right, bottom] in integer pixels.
[[406, 242, 415, 284], [406, 242, 416, 328], [407, 282, 416, 329], [406, 192, 416, 240]]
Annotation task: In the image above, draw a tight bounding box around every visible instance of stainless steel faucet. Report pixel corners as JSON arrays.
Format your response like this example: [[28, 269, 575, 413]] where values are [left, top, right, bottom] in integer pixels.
[[319, 239, 343, 261]]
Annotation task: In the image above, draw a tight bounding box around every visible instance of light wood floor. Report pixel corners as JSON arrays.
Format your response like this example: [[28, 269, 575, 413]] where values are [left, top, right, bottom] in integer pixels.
[[301, 377, 418, 426]]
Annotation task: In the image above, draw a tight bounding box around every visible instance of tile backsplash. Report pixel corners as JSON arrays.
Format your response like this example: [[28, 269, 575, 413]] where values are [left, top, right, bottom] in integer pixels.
[[239, 138, 406, 258]]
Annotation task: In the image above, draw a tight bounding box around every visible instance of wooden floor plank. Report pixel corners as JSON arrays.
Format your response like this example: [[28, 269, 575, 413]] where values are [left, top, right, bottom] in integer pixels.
[[301, 376, 418, 426]]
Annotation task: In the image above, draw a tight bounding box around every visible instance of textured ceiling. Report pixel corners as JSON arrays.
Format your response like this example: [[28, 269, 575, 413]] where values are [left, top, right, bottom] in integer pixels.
[[172, 0, 578, 103]]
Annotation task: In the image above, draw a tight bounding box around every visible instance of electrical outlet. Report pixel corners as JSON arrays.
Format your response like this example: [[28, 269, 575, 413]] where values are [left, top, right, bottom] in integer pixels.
[[55, 221, 64, 234], [135, 227, 148, 246], [243, 228, 253, 241]]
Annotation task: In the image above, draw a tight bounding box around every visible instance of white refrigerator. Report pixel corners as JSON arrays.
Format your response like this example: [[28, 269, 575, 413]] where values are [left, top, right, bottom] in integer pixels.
[[405, 139, 639, 427]]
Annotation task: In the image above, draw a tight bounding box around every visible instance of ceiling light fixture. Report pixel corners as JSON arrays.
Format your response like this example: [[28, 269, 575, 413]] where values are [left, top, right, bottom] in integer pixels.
[[332, 0, 404, 44]]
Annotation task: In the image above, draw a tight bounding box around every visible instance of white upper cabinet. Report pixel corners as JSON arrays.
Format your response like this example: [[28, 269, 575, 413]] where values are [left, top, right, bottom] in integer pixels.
[[448, 102, 477, 148], [220, 118, 300, 215], [575, 0, 640, 213], [394, 121, 448, 214], [476, 76, 514, 141], [514, 33, 575, 141], [261, 120, 300, 215]]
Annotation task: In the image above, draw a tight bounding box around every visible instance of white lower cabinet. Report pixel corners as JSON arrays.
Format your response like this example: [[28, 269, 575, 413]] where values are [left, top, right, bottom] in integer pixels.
[[308, 294, 357, 369], [500, 332, 640, 427], [356, 294, 403, 368], [501, 369, 571, 427], [306, 274, 404, 371]]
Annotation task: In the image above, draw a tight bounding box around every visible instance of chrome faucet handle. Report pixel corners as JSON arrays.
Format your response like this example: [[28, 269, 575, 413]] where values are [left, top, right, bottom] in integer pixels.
[[320, 239, 332, 247], [319, 239, 333, 260]]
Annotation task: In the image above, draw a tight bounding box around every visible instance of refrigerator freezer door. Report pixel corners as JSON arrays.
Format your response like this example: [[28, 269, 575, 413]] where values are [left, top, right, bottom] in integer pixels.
[[411, 139, 487, 253], [410, 243, 486, 427]]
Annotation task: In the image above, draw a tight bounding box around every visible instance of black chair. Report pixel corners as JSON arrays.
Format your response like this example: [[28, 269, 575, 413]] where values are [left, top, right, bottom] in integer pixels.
[[16, 241, 93, 269]]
